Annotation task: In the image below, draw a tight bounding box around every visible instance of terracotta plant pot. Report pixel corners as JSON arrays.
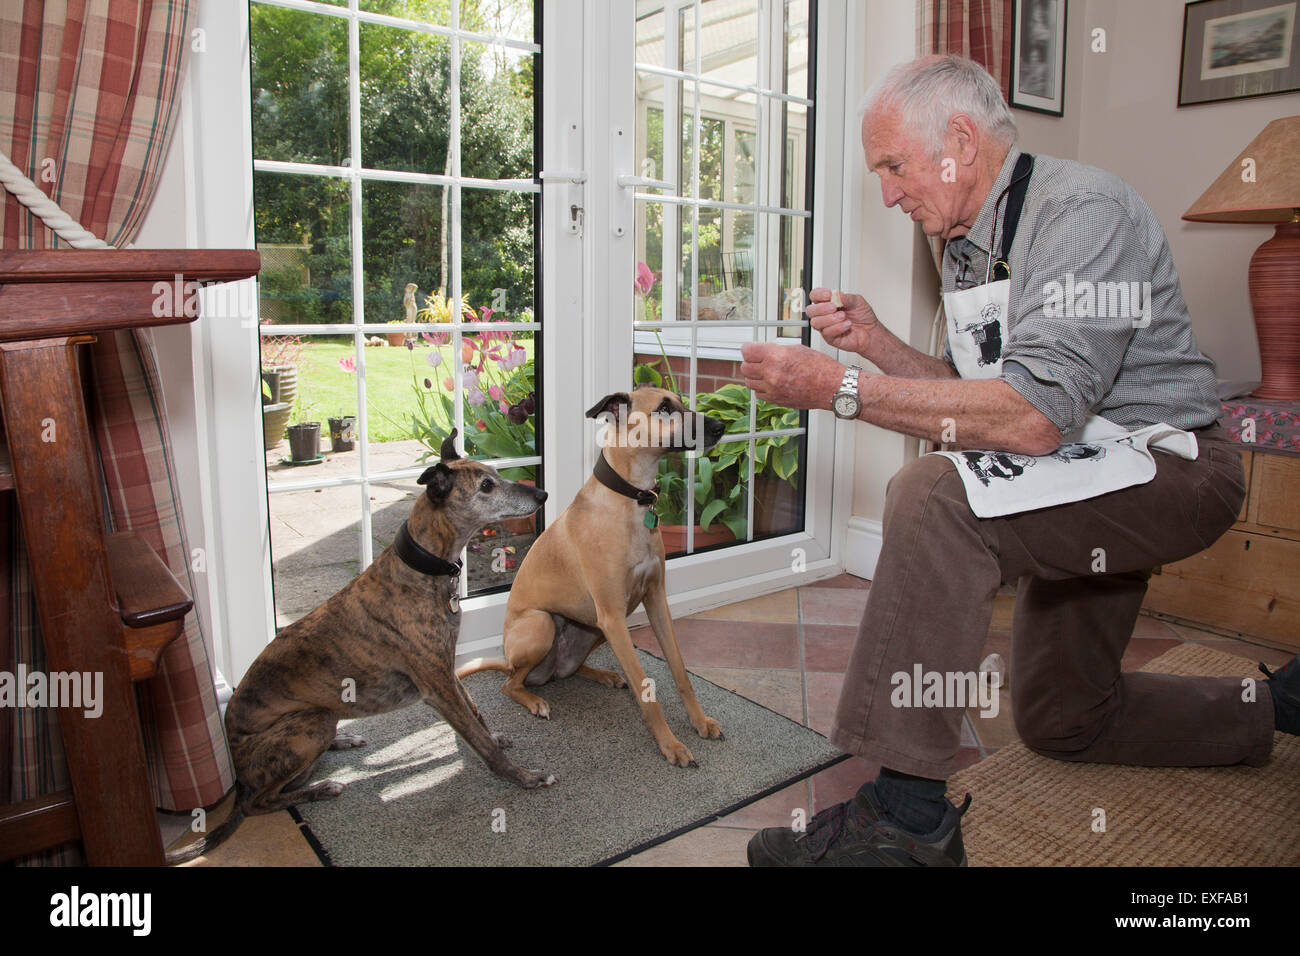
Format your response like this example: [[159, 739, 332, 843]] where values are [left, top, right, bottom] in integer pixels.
[[658, 523, 735, 553], [329, 416, 356, 452], [497, 479, 539, 535], [386, 331, 408, 347], [287, 422, 321, 461], [753, 475, 801, 536]]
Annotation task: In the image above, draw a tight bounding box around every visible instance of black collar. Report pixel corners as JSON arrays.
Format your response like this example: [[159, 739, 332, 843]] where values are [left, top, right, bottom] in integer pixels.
[[393, 520, 463, 578], [593, 451, 658, 507]]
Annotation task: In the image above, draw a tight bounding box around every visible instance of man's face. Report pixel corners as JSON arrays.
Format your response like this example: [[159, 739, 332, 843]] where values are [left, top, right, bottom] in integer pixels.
[[863, 108, 972, 240]]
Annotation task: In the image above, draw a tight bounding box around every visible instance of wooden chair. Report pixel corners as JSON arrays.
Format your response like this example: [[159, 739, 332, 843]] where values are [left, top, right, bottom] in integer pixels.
[[0, 249, 259, 865]]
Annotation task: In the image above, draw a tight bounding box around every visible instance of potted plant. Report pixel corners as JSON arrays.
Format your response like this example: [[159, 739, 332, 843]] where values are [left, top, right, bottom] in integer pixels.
[[329, 356, 357, 452], [261, 334, 304, 447], [385, 320, 408, 348], [286, 380, 322, 464]]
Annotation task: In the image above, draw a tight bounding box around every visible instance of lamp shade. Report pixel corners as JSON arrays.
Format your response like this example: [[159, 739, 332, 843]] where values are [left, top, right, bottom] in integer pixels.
[[1183, 116, 1300, 223]]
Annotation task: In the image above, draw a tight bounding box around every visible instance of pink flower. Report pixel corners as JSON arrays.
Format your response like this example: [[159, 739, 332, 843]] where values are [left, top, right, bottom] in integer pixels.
[[337, 356, 356, 373], [467, 386, 486, 406], [488, 384, 504, 400], [498, 400, 509, 414], [634, 260, 655, 295], [422, 330, 450, 346], [481, 306, 495, 322], [442, 377, 454, 391]]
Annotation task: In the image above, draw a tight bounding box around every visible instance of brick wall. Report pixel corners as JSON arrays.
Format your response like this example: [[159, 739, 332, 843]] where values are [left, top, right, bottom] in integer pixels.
[[634, 352, 745, 395]]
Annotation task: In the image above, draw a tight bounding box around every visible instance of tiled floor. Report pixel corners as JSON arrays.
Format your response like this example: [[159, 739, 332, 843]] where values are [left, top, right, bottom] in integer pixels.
[[175, 572, 1296, 867]]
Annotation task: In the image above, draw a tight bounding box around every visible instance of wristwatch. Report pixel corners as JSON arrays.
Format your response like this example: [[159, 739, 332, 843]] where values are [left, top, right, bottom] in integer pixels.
[[832, 366, 862, 420]]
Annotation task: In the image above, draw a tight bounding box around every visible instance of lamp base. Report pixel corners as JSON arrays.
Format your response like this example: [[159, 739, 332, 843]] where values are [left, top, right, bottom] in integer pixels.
[[1249, 221, 1300, 401]]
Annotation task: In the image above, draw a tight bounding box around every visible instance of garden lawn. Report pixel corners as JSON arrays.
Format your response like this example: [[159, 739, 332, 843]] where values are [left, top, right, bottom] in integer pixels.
[[292, 341, 536, 444]]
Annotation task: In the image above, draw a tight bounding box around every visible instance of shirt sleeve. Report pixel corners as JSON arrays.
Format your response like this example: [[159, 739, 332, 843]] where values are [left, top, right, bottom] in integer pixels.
[[1000, 192, 1150, 435]]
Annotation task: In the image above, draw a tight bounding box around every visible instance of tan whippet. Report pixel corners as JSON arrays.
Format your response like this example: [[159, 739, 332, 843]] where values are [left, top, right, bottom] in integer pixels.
[[457, 386, 728, 767]]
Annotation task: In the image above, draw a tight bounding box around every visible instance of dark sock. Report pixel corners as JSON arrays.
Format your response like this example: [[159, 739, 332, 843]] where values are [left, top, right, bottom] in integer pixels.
[[864, 767, 950, 836], [1267, 657, 1300, 735]]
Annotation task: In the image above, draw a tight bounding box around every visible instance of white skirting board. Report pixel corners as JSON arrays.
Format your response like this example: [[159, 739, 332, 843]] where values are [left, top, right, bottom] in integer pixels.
[[844, 516, 883, 582]]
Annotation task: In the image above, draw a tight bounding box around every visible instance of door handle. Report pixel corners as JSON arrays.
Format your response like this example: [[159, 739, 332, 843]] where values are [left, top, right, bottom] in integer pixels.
[[617, 174, 676, 191]]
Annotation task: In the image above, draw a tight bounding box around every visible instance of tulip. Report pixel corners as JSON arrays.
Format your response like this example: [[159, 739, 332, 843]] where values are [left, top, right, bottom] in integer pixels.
[[426, 350, 443, 368]]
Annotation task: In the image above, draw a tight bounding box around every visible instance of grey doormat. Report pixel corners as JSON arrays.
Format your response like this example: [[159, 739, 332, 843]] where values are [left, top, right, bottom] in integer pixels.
[[292, 646, 844, 866]]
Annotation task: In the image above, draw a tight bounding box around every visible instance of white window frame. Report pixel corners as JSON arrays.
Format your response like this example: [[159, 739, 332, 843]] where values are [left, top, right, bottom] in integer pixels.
[[187, 0, 854, 685]]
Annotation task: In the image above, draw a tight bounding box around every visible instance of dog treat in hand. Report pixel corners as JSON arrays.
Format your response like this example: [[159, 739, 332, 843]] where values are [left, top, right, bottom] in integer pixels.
[[831, 291, 843, 308]]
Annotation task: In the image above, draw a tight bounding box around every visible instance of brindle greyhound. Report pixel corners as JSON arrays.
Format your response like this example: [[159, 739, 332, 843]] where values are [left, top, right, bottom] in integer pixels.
[[457, 386, 728, 767], [167, 431, 550, 864]]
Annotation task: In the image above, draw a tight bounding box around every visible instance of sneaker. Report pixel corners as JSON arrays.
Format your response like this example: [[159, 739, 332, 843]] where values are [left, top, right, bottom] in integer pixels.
[[1261, 656, 1300, 735], [746, 787, 972, 867]]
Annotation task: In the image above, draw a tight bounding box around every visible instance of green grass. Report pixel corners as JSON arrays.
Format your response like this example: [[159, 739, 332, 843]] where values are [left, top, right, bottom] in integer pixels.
[[288, 341, 535, 443]]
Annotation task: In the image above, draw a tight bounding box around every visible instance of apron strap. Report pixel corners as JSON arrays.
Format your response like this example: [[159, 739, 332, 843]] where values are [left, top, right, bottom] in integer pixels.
[[994, 153, 1035, 280]]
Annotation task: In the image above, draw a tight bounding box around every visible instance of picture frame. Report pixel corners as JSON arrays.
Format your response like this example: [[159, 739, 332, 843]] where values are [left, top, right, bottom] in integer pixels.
[[1010, 0, 1067, 116], [1179, 0, 1300, 106]]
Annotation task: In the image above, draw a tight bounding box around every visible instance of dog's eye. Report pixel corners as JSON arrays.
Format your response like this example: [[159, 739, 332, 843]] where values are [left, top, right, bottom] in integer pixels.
[[657, 399, 673, 415], [479, 478, 494, 493]]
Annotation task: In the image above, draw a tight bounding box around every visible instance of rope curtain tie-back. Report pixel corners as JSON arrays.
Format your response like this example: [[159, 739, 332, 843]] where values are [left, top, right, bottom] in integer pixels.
[[0, 149, 111, 250]]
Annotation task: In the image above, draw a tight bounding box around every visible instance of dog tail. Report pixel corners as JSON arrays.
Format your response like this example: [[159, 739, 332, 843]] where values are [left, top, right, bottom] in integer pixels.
[[164, 789, 247, 865], [455, 657, 511, 679]]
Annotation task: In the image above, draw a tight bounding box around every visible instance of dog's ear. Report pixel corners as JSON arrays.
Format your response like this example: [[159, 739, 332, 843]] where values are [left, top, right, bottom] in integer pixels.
[[439, 428, 461, 462], [417, 462, 455, 504], [585, 392, 632, 422]]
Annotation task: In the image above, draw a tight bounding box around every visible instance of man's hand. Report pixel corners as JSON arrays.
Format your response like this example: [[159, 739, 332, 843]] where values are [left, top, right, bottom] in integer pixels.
[[740, 342, 845, 411], [806, 288, 881, 358]]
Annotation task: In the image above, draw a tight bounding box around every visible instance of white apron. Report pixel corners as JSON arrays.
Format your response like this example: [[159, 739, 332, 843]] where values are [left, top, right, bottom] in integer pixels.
[[931, 276, 1197, 518]]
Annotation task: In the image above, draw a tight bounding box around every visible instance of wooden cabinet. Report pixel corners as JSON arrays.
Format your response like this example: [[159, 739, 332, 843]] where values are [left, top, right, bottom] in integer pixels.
[[1143, 447, 1300, 652]]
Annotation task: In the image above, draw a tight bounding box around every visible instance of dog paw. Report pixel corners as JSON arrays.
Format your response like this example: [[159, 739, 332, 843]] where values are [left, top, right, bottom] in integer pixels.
[[491, 731, 514, 749], [330, 733, 367, 750], [661, 739, 697, 767], [528, 698, 551, 720], [523, 770, 558, 788], [311, 780, 346, 801], [693, 716, 724, 740]]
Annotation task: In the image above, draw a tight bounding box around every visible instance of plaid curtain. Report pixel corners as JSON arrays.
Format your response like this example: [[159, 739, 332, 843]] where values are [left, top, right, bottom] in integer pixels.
[[916, 0, 1014, 97], [0, 0, 234, 863]]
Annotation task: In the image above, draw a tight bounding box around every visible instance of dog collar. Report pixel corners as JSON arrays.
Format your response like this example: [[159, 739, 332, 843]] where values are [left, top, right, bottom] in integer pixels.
[[394, 520, 463, 612], [594, 451, 660, 528]]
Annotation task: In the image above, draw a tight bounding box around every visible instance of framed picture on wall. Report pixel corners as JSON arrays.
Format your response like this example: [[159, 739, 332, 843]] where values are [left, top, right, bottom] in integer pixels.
[[1010, 0, 1067, 116], [1180, 0, 1300, 106]]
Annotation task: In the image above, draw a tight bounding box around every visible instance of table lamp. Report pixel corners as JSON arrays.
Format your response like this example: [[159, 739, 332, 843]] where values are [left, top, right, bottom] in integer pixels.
[[1183, 115, 1300, 401]]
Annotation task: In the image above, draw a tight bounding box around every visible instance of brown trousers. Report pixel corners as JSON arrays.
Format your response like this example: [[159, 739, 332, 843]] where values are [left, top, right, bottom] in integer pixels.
[[830, 431, 1276, 779]]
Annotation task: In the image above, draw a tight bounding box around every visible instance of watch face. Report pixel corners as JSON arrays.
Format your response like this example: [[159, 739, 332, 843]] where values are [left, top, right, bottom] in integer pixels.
[[834, 394, 859, 418]]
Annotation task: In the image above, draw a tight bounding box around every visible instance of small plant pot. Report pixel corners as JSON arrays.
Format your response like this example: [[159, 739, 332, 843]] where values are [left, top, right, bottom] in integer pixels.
[[386, 331, 407, 347], [658, 524, 735, 554], [329, 416, 357, 452], [262, 402, 291, 447], [261, 369, 281, 405], [267, 364, 297, 407], [287, 422, 322, 461]]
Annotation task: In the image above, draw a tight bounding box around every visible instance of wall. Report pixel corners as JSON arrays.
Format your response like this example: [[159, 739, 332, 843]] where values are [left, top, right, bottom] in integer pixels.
[[1077, 0, 1300, 386]]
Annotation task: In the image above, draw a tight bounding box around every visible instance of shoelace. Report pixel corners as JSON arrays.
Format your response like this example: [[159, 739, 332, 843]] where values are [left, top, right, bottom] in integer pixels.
[[798, 799, 891, 862]]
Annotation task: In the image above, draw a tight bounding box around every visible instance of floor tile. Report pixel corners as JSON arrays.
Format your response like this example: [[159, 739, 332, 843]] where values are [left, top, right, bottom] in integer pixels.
[[1131, 614, 1183, 641], [803, 624, 859, 673], [809, 756, 879, 813], [689, 588, 798, 624], [804, 671, 844, 736], [688, 665, 804, 724], [797, 587, 869, 626], [713, 777, 812, 830], [632, 618, 801, 669], [613, 823, 755, 867]]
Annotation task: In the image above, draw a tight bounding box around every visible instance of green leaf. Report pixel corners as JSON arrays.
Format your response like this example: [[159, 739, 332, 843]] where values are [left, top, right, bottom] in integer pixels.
[[700, 498, 727, 531]]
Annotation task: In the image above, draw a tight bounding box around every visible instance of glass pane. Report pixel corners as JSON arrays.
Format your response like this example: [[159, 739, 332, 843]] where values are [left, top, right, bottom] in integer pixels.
[[250, 5, 348, 166], [780, 99, 810, 211], [752, 426, 804, 538], [270, 484, 363, 628], [254, 170, 353, 325], [361, 181, 445, 327], [634, 199, 670, 330], [635, 0, 667, 68], [360, 23, 451, 175], [458, 329, 537, 469], [784, 0, 810, 99], [462, 0, 534, 41], [693, 0, 759, 88], [461, 187, 536, 321], [462, 43, 535, 180], [265, 332, 360, 473], [359, 0, 447, 21], [777, 213, 806, 336]]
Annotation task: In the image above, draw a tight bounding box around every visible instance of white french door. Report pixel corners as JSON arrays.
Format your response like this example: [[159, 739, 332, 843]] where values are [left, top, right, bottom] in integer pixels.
[[191, 0, 851, 684]]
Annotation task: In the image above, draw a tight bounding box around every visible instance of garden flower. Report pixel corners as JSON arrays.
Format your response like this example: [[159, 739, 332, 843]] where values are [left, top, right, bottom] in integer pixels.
[[462, 368, 479, 388], [424, 378, 432, 389], [461, 340, 475, 364], [488, 384, 504, 401], [635, 260, 655, 295], [481, 307, 494, 321], [467, 386, 486, 406], [499, 400, 509, 414], [421, 330, 450, 346], [506, 347, 527, 370], [442, 377, 454, 391], [476, 418, 487, 430], [337, 356, 356, 373], [426, 350, 443, 368]]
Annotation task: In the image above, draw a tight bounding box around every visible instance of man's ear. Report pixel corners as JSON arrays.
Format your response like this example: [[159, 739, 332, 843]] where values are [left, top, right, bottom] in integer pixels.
[[417, 462, 455, 504], [585, 392, 632, 421], [440, 428, 461, 462]]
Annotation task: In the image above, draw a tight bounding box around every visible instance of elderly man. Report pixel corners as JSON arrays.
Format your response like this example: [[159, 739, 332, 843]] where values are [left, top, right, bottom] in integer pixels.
[[741, 54, 1299, 867]]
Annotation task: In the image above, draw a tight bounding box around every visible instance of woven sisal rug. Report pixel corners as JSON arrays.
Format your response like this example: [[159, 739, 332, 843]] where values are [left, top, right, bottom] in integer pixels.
[[945, 643, 1300, 866]]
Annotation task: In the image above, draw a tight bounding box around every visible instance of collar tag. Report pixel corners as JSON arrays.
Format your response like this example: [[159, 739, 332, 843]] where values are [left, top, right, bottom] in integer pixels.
[[644, 509, 659, 529]]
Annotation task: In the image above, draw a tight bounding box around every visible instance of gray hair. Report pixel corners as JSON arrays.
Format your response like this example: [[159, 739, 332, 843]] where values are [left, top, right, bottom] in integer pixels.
[[859, 54, 1017, 159]]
